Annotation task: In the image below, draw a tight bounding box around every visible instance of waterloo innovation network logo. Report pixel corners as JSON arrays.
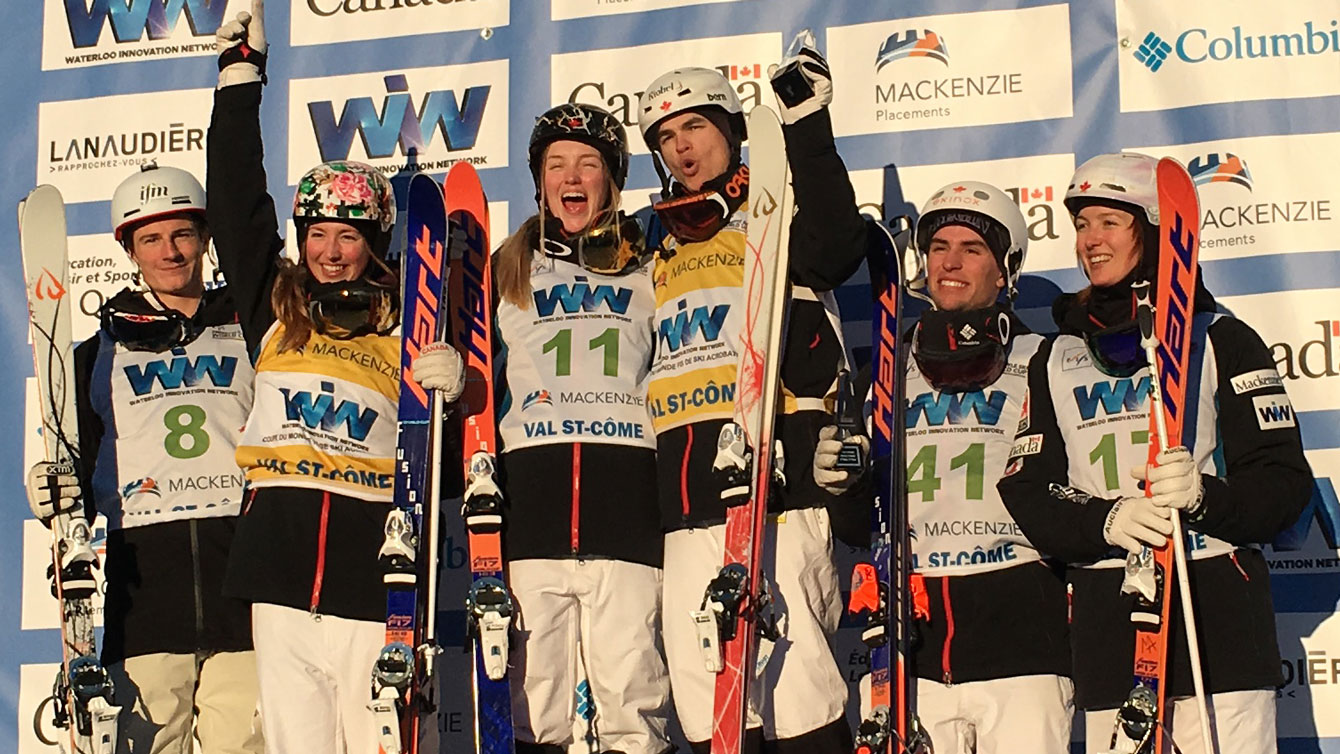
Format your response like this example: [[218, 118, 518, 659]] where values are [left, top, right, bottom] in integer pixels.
[[875, 29, 950, 71], [1187, 152, 1254, 191], [1133, 20, 1340, 73]]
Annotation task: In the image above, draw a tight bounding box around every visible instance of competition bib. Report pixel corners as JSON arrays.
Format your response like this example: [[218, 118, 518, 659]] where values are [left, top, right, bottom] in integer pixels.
[[496, 255, 656, 451], [91, 323, 254, 529]]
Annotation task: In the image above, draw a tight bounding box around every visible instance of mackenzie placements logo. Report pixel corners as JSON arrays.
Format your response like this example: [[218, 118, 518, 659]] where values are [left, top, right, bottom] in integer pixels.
[[875, 29, 950, 71], [1188, 152, 1254, 190]]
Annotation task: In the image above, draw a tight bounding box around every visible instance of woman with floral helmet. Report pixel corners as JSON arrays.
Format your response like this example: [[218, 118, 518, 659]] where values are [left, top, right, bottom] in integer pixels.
[[417, 100, 672, 754], [203, 4, 463, 752]]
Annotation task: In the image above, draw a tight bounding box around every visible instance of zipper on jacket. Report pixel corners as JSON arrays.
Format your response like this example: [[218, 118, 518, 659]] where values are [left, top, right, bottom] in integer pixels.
[[190, 519, 205, 641], [1230, 550, 1250, 581], [680, 424, 694, 521], [941, 577, 955, 685], [310, 491, 331, 615], [571, 444, 582, 554]]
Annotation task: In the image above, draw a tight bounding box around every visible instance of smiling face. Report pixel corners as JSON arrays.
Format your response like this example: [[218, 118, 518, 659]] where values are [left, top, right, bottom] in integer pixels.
[[654, 110, 732, 193], [303, 221, 372, 283], [926, 224, 1004, 311], [1075, 205, 1142, 288], [542, 140, 611, 234], [128, 216, 207, 299]]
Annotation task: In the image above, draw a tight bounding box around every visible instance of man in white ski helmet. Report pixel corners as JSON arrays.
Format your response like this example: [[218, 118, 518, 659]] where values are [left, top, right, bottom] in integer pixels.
[[998, 152, 1310, 754], [25, 162, 263, 753], [815, 181, 1075, 754], [636, 32, 867, 754]]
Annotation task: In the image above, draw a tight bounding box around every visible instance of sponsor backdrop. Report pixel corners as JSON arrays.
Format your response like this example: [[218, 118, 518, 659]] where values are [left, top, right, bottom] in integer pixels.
[[2, 0, 1339, 751]]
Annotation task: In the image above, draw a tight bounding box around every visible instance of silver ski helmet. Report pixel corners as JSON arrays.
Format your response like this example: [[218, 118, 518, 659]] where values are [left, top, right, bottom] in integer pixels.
[[1064, 152, 1160, 226], [915, 181, 1029, 301], [111, 162, 206, 244], [529, 103, 630, 193], [637, 67, 746, 152]]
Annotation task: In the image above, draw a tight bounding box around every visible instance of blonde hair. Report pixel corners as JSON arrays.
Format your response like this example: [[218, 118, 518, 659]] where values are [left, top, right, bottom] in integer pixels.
[[495, 155, 622, 310]]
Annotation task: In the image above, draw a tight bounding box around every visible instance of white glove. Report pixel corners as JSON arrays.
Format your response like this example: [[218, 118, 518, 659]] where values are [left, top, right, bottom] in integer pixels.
[[813, 425, 868, 495], [216, 0, 268, 89], [27, 462, 81, 525], [1102, 496, 1173, 554], [768, 29, 834, 125], [411, 341, 465, 402], [1131, 446, 1204, 515]]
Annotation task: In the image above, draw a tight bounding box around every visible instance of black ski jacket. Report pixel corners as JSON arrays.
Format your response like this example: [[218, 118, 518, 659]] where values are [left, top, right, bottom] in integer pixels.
[[650, 109, 868, 531], [997, 279, 1312, 709], [206, 81, 390, 622]]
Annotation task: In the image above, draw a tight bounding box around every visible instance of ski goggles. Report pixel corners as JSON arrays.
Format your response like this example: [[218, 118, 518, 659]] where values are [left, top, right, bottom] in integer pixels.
[[541, 215, 648, 276], [652, 191, 731, 244], [307, 279, 397, 340], [1084, 321, 1146, 378], [101, 306, 205, 352]]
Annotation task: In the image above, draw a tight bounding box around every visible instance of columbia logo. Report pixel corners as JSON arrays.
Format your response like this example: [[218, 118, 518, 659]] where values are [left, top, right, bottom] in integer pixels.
[[959, 324, 978, 340], [1134, 31, 1172, 72]]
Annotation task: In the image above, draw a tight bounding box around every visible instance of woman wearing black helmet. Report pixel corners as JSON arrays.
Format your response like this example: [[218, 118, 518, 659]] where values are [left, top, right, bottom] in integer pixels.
[[204, 5, 463, 752], [998, 152, 1311, 754], [491, 102, 670, 754]]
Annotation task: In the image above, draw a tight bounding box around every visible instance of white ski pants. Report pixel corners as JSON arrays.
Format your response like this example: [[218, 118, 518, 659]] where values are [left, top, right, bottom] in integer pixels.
[[662, 507, 848, 742], [1084, 689, 1276, 754], [109, 650, 263, 754], [508, 558, 672, 754], [912, 674, 1074, 754], [251, 603, 384, 754]]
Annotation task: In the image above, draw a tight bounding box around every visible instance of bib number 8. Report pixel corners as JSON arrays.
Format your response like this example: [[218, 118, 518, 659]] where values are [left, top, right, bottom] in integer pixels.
[[164, 404, 210, 459]]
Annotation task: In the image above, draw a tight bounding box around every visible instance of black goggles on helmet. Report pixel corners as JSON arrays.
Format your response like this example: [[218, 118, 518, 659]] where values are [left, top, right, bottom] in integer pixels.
[[1084, 321, 1146, 378], [101, 305, 205, 352], [652, 191, 731, 244], [307, 278, 397, 340], [911, 307, 1011, 393], [540, 214, 648, 276]]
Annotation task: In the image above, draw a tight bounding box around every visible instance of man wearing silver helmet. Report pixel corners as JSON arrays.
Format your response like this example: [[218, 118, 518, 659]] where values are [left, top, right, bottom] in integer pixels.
[[636, 32, 867, 754], [815, 181, 1074, 754], [25, 162, 263, 754]]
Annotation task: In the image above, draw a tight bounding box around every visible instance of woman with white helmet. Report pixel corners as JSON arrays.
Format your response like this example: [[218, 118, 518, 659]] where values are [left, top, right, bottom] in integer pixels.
[[815, 180, 1075, 754], [636, 34, 867, 754], [997, 153, 1311, 754], [203, 5, 462, 752], [471, 101, 671, 754]]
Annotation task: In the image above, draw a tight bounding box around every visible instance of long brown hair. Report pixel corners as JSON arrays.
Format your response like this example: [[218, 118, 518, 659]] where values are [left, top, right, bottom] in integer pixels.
[[495, 155, 622, 310], [271, 258, 316, 353]]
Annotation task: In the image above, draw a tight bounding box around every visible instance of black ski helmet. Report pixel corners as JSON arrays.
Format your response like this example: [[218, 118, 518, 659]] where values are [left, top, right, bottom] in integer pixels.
[[528, 103, 630, 195]]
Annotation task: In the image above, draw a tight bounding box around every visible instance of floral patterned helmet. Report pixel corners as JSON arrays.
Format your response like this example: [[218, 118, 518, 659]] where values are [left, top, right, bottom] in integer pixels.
[[292, 161, 396, 238]]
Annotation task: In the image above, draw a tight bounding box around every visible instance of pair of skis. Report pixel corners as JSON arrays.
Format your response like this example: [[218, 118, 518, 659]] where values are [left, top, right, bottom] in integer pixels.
[[845, 165, 929, 754], [1105, 160, 1214, 754], [20, 186, 121, 754], [371, 163, 514, 754]]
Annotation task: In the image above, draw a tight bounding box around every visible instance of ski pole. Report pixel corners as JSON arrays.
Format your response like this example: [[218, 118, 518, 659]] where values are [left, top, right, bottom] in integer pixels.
[[1134, 280, 1215, 754]]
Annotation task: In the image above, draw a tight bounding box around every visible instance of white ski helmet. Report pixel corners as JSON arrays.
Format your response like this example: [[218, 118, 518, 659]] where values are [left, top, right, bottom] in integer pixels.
[[1064, 152, 1160, 226], [915, 181, 1029, 300], [111, 162, 206, 243], [637, 67, 746, 152]]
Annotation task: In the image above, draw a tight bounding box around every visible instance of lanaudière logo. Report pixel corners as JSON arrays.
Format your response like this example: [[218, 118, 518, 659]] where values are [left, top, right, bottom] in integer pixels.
[[1187, 152, 1254, 191], [1134, 20, 1340, 73], [875, 29, 950, 71]]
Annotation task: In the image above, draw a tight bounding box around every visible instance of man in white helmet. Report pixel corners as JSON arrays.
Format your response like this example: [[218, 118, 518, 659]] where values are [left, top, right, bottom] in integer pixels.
[[636, 33, 867, 754], [815, 182, 1075, 754], [998, 153, 1310, 754], [25, 163, 263, 753]]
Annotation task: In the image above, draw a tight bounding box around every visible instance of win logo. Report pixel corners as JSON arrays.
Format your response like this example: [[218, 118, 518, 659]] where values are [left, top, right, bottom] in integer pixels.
[[1134, 31, 1173, 72], [876, 29, 950, 71], [66, 0, 228, 49], [279, 381, 380, 441], [906, 390, 1007, 428], [657, 300, 729, 353], [123, 349, 238, 396], [1187, 152, 1253, 191], [1073, 377, 1151, 421], [309, 74, 490, 163], [533, 277, 633, 317], [1274, 478, 1340, 551]]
